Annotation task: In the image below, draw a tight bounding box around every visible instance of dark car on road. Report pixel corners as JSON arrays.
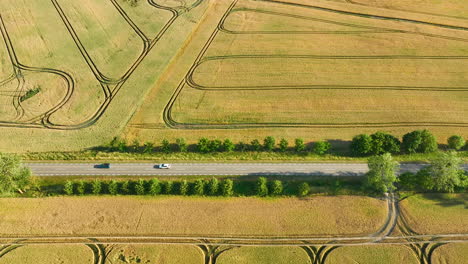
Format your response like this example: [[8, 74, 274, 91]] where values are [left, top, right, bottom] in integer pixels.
[[94, 163, 111, 169]]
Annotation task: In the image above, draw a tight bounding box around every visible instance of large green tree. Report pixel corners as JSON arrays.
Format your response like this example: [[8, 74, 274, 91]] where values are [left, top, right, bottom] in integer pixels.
[[426, 151, 464, 193], [366, 153, 399, 193], [0, 153, 32, 195]]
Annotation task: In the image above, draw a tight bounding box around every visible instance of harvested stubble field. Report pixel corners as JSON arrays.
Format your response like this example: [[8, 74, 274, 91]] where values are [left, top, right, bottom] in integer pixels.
[[0, 0, 466, 152], [0, 196, 386, 236]]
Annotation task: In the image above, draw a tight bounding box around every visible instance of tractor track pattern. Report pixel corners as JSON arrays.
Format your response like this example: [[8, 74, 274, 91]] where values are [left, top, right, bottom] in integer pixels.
[[0, 0, 203, 130], [163, 0, 468, 130]]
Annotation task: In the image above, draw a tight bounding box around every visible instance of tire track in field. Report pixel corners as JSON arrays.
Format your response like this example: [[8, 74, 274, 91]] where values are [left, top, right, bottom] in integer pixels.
[[162, 0, 468, 130]]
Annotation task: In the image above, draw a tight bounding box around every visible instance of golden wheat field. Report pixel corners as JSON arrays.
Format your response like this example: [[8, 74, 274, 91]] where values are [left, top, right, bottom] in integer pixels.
[[0, 0, 466, 151]]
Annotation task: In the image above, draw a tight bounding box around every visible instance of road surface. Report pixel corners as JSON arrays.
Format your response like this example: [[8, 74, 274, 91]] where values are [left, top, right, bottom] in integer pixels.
[[25, 162, 468, 176]]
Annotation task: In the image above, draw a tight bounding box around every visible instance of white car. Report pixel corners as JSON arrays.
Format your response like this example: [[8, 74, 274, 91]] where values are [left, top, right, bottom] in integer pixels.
[[156, 164, 171, 169]]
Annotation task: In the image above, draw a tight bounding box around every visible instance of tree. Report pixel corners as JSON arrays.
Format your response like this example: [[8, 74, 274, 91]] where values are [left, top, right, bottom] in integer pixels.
[[76, 180, 85, 195], [398, 172, 418, 190], [64, 180, 74, 195], [255, 177, 268, 196], [161, 139, 171, 153], [370, 132, 400, 154], [120, 180, 130, 194], [135, 179, 146, 195], [197, 138, 210, 153], [263, 136, 276, 151], [270, 180, 283, 196], [426, 151, 463, 193], [193, 179, 205, 196], [142, 142, 154, 153], [207, 178, 219, 195], [208, 139, 222, 152], [448, 135, 465, 150], [402, 130, 423, 154], [149, 179, 161, 195], [92, 180, 102, 195], [419, 130, 438, 153], [109, 137, 127, 152], [366, 153, 399, 193], [0, 153, 32, 195], [175, 138, 188, 152], [222, 139, 235, 152], [350, 134, 372, 156], [108, 180, 118, 195], [313, 141, 331, 155], [298, 182, 310, 197], [179, 180, 189, 195], [294, 138, 306, 152], [221, 179, 234, 197], [162, 181, 173, 194], [250, 139, 262, 151], [278, 138, 289, 152]]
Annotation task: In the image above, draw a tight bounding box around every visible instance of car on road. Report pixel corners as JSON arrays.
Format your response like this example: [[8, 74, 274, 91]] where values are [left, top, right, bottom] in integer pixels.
[[94, 163, 111, 169], [155, 164, 171, 169]]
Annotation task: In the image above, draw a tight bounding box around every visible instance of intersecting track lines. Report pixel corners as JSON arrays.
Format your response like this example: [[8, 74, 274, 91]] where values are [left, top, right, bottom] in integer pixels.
[[163, 0, 468, 130], [197, 241, 239, 264], [300, 244, 339, 264]]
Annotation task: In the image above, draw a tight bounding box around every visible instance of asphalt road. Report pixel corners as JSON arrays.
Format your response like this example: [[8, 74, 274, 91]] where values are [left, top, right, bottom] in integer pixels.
[[25, 163, 468, 176]]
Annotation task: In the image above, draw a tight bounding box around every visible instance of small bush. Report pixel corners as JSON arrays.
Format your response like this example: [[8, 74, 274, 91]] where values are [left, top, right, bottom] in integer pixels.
[[179, 180, 189, 195], [208, 139, 223, 152], [64, 180, 73, 195], [370, 132, 400, 154], [270, 180, 283, 196], [448, 135, 465, 150], [149, 179, 161, 195], [120, 180, 130, 194], [236, 142, 248, 152], [91, 180, 102, 195], [256, 177, 268, 197], [350, 134, 372, 156], [193, 179, 205, 196], [162, 181, 173, 194], [197, 138, 210, 153], [221, 179, 234, 197], [142, 142, 154, 153], [75, 180, 85, 195], [207, 178, 219, 195], [161, 139, 170, 153], [135, 179, 146, 195], [175, 138, 188, 152], [313, 141, 331, 155], [264, 136, 276, 151], [294, 138, 306, 152], [108, 180, 118, 195], [278, 138, 288, 152], [250, 139, 262, 151], [298, 182, 310, 197], [222, 139, 235, 152]]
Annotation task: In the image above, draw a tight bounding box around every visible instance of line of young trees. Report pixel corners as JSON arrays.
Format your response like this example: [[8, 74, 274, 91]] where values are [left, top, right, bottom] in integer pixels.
[[365, 151, 467, 194], [351, 130, 466, 156], [62, 177, 317, 197]]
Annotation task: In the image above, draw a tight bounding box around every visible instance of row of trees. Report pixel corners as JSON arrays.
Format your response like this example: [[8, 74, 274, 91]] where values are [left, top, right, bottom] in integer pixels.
[[62, 177, 316, 197], [366, 151, 467, 193], [107, 136, 332, 155], [352, 130, 466, 156]]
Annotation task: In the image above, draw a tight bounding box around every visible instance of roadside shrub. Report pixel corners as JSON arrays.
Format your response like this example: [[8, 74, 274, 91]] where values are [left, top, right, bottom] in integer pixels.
[[91, 180, 102, 195], [221, 179, 234, 197], [109, 137, 127, 152], [263, 136, 276, 151], [197, 138, 210, 153], [142, 142, 154, 153], [270, 180, 283, 196], [179, 180, 189, 195], [207, 178, 219, 195], [134, 179, 146, 195], [193, 179, 205, 196], [222, 139, 235, 152], [278, 138, 289, 152], [350, 134, 372, 156], [208, 139, 223, 152], [294, 138, 306, 152], [313, 141, 331, 155], [64, 180, 73, 195], [250, 139, 262, 151], [448, 135, 465, 150], [108, 180, 118, 195], [162, 181, 173, 194], [370, 132, 400, 154], [298, 182, 310, 197], [120, 180, 130, 194], [131, 139, 140, 152], [161, 139, 171, 153], [76, 180, 85, 195], [175, 138, 188, 152], [149, 179, 161, 195], [236, 142, 248, 152], [256, 177, 268, 197], [398, 172, 417, 190], [402, 130, 423, 154], [419, 130, 438, 153]]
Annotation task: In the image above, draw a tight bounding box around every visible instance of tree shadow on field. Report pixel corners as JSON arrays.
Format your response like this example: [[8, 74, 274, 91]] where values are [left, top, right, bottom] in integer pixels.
[[327, 139, 352, 156], [420, 192, 468, 209]]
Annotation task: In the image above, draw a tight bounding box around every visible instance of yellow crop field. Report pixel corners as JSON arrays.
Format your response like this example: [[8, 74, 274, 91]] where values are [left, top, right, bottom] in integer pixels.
[[0, 0, 466, 151]]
